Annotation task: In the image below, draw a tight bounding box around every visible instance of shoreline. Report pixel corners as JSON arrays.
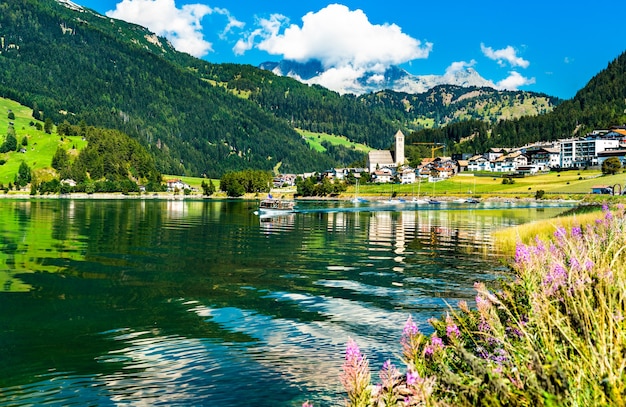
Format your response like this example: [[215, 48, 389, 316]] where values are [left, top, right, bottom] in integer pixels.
[[0, 191, 584, 205]]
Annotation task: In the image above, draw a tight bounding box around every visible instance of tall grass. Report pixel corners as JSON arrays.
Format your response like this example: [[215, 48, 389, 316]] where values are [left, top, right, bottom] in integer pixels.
[[308, 204, 626, 406], [492, 211, 603, 254]]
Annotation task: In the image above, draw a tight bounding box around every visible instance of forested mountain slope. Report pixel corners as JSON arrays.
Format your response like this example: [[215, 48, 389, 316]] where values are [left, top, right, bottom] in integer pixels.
[[0, 0, 335, 176], [2, 0, 619, 176], [407, 51, 626, 154]]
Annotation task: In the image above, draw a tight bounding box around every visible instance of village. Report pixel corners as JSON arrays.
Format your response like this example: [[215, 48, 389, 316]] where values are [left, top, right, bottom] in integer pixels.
[[266, 127, 626, 193]]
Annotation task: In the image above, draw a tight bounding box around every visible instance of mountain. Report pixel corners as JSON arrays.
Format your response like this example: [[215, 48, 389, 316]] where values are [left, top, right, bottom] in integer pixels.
[[405, 50, 626, 155], [259, 59, 495, 95], [0, 0, 596, 178], [0, 0, 338, 177]]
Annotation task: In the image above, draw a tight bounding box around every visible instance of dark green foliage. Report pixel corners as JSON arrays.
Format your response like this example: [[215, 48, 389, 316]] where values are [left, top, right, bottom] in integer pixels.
[[602, 157, 622, 175], [0, 133, 17, 153], [15, 161, 31, 187], [72, 126, 161, 184], [220, 170, 273, 197], [43, 118, 53, 134], [295, 175, 348, 197], [200, 179, 216, 196], [51, 146, 69, 171], [7, 111, 15, 120]]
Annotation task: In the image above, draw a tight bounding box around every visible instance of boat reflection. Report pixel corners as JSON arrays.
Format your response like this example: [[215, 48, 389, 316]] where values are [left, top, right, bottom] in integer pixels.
[[259, 213, 296, 234]]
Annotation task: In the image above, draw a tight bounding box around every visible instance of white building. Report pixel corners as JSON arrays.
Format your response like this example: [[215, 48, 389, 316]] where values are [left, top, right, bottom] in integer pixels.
[[560, 137, 620, 168], [399, 167, 416, 184]]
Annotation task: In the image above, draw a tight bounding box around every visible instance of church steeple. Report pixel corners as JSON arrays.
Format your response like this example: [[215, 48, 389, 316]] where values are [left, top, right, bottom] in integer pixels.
[[394, 130, 405, 166]]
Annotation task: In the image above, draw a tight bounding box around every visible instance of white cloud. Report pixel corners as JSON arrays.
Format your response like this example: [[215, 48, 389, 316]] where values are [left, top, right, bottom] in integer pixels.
[[233, 14, 287, 56], [496, 71, 536, 90], [237, 4, 432, 92], [481, 43, 529, 68], [107, 0, 243, 58]]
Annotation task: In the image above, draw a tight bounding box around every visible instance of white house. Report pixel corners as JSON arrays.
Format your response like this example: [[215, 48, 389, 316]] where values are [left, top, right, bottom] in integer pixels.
[[371, 168, 394, 183], [399, 167, 416, 184], [166, 179, 189, 191], [467, 155, 491, 172]]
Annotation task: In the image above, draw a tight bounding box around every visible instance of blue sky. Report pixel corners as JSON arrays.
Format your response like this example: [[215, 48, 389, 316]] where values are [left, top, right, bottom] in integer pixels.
[[72, 0, 626, 100]]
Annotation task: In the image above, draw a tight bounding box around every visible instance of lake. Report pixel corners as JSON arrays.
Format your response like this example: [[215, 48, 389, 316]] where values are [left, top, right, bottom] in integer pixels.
[[0, 198, 575, 406]]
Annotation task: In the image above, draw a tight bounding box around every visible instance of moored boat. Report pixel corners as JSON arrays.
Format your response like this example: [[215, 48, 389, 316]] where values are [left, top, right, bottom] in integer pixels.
[[258, 196, 296, 214]]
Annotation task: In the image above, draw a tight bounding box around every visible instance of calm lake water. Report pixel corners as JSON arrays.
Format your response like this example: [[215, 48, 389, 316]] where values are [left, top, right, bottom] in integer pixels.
[[0, 198, 574, 406]]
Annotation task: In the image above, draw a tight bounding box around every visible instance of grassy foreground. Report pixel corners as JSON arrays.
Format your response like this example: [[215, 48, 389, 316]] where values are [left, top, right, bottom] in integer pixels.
[[303, 204, 626, 406]]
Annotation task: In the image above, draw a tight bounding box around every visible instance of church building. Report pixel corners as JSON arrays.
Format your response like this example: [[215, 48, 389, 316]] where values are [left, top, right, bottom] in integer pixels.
[[366, 130, 406, 172]]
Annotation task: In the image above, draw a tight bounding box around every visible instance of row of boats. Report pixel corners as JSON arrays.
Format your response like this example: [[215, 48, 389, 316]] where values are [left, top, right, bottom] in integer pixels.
[[258, 194, 479, 215]]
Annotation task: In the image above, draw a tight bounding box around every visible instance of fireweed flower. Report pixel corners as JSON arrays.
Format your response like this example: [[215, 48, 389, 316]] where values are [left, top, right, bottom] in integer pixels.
[[379, 359, 400, 387], [401, 316, 423, 365], [340, 338, 371, 405], [406, 370, 419, 386], [542, 263, 568, 295], [478, 318, 491, 333], [445, 313, 461, 339], [554, 226, 567, 241], [571, 226, 582, 239], [515, 243, 531, 265], [403, 315, 420, 337], [425, 334, 445, 358]]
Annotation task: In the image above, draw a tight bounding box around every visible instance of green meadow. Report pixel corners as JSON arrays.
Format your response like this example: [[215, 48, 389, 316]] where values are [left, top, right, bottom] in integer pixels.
[[297, 128, 372, 153], [346, 170, 626, 199], [0, 97, 87, 186]]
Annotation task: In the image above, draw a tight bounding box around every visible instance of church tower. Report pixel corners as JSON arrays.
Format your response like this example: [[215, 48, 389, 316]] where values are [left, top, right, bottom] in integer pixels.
[[394, 130, 405, 166]]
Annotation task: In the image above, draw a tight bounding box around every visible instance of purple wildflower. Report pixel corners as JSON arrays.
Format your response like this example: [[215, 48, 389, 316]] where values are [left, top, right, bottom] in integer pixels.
[[534, 236, 546, 253], [585, 259, 595, 271], [478, 318, 490, 332], [491, 348, 508, 364], [542, 263, 568, 295], [571, 226, 582, 239], [515, 243, 531, 265], [379, 359, 400, 389], [431, 335, 444, 349], [406, 370, 419, 386], [554, 226, 567, 240], [569, 257, 580, 271], [506, 325, 524, 339], [446, 314, 461, 339], [602, 203, 610, 212], [302, 402, 314, 407], [345, 338, 363, 362], [475, 345, 488, 359], [402, 315, 419, 337], [340, 338, 371, 401]]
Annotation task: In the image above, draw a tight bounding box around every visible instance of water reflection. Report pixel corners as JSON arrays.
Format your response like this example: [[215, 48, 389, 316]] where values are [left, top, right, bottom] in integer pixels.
[[0, 199, 575, 406]]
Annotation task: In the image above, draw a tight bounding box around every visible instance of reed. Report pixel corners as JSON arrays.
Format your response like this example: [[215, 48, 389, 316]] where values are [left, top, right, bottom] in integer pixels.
[[492, 210, 602, 254], [307, 204, 626, 406]]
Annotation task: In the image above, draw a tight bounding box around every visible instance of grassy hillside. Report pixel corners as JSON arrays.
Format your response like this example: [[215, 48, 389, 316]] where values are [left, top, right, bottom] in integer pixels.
[[0, 98, 86, 186], [297, 129, 372, 154]]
